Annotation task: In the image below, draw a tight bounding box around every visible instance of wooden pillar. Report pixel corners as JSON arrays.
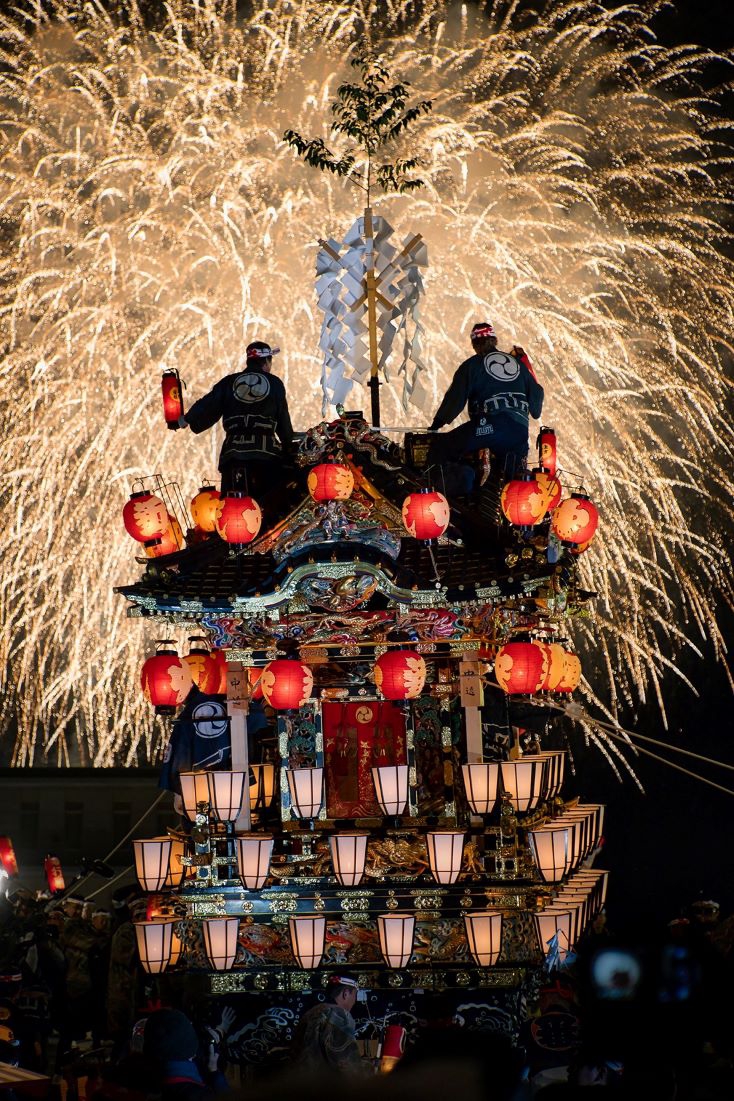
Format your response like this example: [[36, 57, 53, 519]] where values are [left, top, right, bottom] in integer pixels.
[[460, 657, 484, 763]]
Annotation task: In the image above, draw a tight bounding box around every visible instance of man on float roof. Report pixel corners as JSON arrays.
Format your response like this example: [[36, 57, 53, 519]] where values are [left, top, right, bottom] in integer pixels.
[[428, 321, 544, 478], [176, 340, 294, 495]]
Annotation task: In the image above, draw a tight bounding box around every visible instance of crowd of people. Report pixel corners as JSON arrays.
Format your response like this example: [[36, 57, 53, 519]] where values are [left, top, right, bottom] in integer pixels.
[[1, 883, 734, 1101]]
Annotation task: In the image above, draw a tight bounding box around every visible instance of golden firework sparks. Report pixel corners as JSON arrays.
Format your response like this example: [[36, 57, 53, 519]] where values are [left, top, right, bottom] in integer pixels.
[[0, 0, 731, 765]]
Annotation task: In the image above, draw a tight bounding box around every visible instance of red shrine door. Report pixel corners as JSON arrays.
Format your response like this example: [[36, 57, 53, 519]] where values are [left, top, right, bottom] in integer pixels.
[[322, 700, 408, 818]]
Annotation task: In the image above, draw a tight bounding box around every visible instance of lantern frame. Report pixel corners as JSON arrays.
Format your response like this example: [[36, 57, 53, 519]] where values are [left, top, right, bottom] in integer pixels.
[[286, 767, 324, 819], [202, 917, 240, 971], [528, 827, 570, 883], [179, 771, 211, 821], [236, 834, 274, 889], [464, 911, 503, 967], [500, 757, 548, 813], [135, 919, 176, 974], [534, 908, 573, 960], [249, 763, 277, 812], [329, 832, 369, 887], [425, 830, 465, 885], [206, 771, 246, 823], [372, 764, 409, 817], [288, 916, 326, 970], [133, 837, 172, 893], [377, 913, 415, 969], [461, 763, 500, 815]]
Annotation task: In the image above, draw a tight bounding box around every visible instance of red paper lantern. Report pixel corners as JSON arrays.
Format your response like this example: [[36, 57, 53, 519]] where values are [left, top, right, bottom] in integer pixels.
[[211, 649, 228, 694], [215, 495, 262, 545], [260, 659, 313, 709], [44, 854, 65, 894], [307, 463, 354, 501], [248, 667, 264, 700], [145, 515, 184, 558], [538, 642, 566, 692], [538, 427, 557, 477], [401, 491, 450, 540], [494, 642, 545, 695], [123, 491, 168, 546], [374, 650, 427, 700], [191, 485, 221, 533], [551, 493, 599, 545], [183, 639, 223, 695], [0, 837, 18, 877], [161, 368, 184, 428], [534, 471, 562, 511], [501, 477, 549, 526], [141, 643, 194, 714], [556, 651, 582, 693]]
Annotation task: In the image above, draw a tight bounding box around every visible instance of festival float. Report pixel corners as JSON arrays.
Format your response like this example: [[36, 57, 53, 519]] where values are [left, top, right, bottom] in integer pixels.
[[116, 56, 607, 1062]]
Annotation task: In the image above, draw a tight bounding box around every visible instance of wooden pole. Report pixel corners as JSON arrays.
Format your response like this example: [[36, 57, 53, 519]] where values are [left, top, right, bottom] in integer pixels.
[[225, 660, 251, 833], [363, 207, 381, 428]]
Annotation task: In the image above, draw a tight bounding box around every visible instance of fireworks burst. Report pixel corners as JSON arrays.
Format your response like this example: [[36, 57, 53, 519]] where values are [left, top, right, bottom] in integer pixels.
[[0, 0, 732, 765]]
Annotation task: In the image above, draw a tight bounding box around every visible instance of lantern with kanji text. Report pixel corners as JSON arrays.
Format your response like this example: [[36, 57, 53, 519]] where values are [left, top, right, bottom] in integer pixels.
[[141, 642, 194, 714], [537, 426, 557, 477], [401, 490, 450, 540], [374, 650, 426, 700], [123, 491, 168, 547], [260, 660, 313, 710], [183, 638, 223, 695]]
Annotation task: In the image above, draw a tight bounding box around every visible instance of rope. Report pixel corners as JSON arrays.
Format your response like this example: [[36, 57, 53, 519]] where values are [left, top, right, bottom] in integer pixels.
[[85, 864, 135, 901]]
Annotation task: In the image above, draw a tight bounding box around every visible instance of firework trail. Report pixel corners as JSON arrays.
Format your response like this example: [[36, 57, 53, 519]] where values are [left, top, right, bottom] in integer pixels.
[[0, 0, 731, 765]]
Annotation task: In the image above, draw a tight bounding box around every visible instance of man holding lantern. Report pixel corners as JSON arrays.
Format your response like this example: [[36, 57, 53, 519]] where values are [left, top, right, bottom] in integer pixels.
[[175, 340, 294, 495], [428, 321, 544, 480]]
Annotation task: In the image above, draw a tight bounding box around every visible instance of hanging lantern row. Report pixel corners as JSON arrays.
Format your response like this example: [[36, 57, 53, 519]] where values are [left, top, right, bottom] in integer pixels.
[[462, 752, 566, 817], [494, 641, 581, 696], [533, 868, 608, 960], [528, 804, 604, 882], [183, 638, 227, 695]]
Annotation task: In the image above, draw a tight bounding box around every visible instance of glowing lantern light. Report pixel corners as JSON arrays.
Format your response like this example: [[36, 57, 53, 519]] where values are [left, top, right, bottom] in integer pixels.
[[133, 838, 172, 892], [538, 642, 566, 692], [44, 854, 65, 893], [426, 830, 465, 885], [212, 649, 228, 694], [190, 485, 221, 533], [500, 757, 548, 813], [286, 768, 323, 819], [377, 914, 415, 969], [534, 470, 562, 511], [261, 660, 313, 710], [206, 771, 246, 823], [461, 763, 501, 816], [249, 763, 277, 811], [169, 927, 183, 967], [0, 837, 18, 877], [202, 917, 240, 971], [141, 642, 193, 715], [401, 490, 450, 540], [534, 909, 573, 961], [538, 426, 558, 477], [551, 493, 599, 545], [288, 915, 326, 969], [501, 475, 549, 526], [236, 835, 274, 889], [372, 765, 409, 817], [179, 771, 211, 821], [183, 638, 223, 695], [123, 491, 168, 546], [307, 462, 354, 501], [464, 911, 503, 967], [556, 651, 582, 693], [161, 367, 184, 428], [494, 642, 545, 695], [145, 515, 184, 558], [329, 833, 369, 887], [528, 827, 571, 882], [374, 650, 426, 700], [165, 838, 186, 888], [135, 920, 176, 974], [215, 494, 262, 545]]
